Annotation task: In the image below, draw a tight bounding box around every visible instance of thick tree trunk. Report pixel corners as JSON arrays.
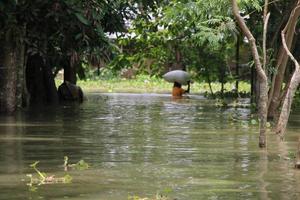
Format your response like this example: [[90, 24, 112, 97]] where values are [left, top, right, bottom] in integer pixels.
[[26, 54, 58, 105], [16, 25, 28, 108], [232, 0, 268, 147], [0, 29, 18, 113], [268, 1, 300, 118], [63, 57, 77, 84], [26, 55, 47, 105], [43, 63, 59, 104]]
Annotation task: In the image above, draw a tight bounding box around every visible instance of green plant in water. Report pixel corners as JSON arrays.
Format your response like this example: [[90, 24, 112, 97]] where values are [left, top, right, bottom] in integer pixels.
[[288, 151, 296, 160], [30, 161, 46, 181], [128, 194, 170, 200], [27, 161, 72, 187], [64, 156, 90, 171]]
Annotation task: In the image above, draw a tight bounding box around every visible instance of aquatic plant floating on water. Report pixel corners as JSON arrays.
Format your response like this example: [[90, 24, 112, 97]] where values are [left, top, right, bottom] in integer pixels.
[[128, 193, 171, 200], [64, 156, 90, 171], [27, 161, 72, 187]]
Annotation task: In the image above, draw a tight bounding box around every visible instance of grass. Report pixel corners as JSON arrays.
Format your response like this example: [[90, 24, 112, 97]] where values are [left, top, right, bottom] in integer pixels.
[[56, 74, 251, 94]]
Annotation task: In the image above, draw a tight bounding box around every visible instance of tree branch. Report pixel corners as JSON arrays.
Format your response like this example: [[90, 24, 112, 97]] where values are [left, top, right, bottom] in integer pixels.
[[275, 5, 300, 137], [263, 12, 270, 73]]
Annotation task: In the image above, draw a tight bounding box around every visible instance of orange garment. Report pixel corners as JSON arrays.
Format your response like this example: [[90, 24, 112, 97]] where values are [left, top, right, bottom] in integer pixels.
[[172, 86, 185, 97]]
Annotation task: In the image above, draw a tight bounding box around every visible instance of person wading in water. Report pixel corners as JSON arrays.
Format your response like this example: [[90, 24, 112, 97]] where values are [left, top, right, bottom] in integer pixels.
[[172, 81, 190, 98]]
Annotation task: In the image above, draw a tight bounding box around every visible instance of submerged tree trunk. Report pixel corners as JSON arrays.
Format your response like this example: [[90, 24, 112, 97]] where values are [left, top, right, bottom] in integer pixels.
[[205, 68, 214, 97], [232, 0, 268, 147], [276, 11, 300, 137], [295, 137, 300, 168], [268, 0, 300, 119], [276, 67, 300, 137]]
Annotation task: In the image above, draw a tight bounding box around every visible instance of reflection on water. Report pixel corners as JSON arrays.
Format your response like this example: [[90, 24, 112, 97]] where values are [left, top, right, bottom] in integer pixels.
[[1, 93, 300, 200]]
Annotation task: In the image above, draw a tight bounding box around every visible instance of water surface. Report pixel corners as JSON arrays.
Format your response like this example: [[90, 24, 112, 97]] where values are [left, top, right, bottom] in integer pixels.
[[0, 93, 300, 200]]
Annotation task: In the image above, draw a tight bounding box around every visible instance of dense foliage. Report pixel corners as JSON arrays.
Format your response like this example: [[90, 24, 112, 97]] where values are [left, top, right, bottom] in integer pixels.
[[109, 1, 238, 80]]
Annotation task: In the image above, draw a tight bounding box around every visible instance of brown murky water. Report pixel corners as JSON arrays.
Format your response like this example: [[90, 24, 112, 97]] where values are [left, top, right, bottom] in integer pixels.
[[0, 93, 300, 200]]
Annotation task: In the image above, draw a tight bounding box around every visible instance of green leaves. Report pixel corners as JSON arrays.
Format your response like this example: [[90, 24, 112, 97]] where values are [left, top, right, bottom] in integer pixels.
[[74, 160, 90, 170], [64, 156, 90, 171], [74, 12, 90, 25], [237, 0, 263, 12]]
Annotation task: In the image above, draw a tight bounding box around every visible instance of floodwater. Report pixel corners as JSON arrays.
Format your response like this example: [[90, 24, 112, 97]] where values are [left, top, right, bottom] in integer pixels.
[[0, 93, 300, 200]]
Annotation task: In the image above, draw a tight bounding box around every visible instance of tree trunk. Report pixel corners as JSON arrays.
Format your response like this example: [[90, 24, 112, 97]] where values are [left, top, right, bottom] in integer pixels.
[[235, 35, 240, 94], [205, 68, 214, 97], [16, 25, 28, 108], [268, 0, 300, 119], [26, 54, 58, 105], [276, 12, 300, 137], [172, 44, 184, 70], [255, 73, 261, 106], [43, 63, 59, 104], [63, 57, 77, 84], [0, 29, 18, 113], [250, 64, 256, 103], [232, 0, 268, 148], [294, 136, 300, 168], [276, 66, 300, 137], [26, 55, 47, 105], [219, 64, 225, 98]]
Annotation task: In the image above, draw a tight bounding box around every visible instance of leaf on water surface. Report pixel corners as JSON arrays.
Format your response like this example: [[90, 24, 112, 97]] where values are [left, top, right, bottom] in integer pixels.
[[74, 159, 90, 170], [63, 174, 73, 183]]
